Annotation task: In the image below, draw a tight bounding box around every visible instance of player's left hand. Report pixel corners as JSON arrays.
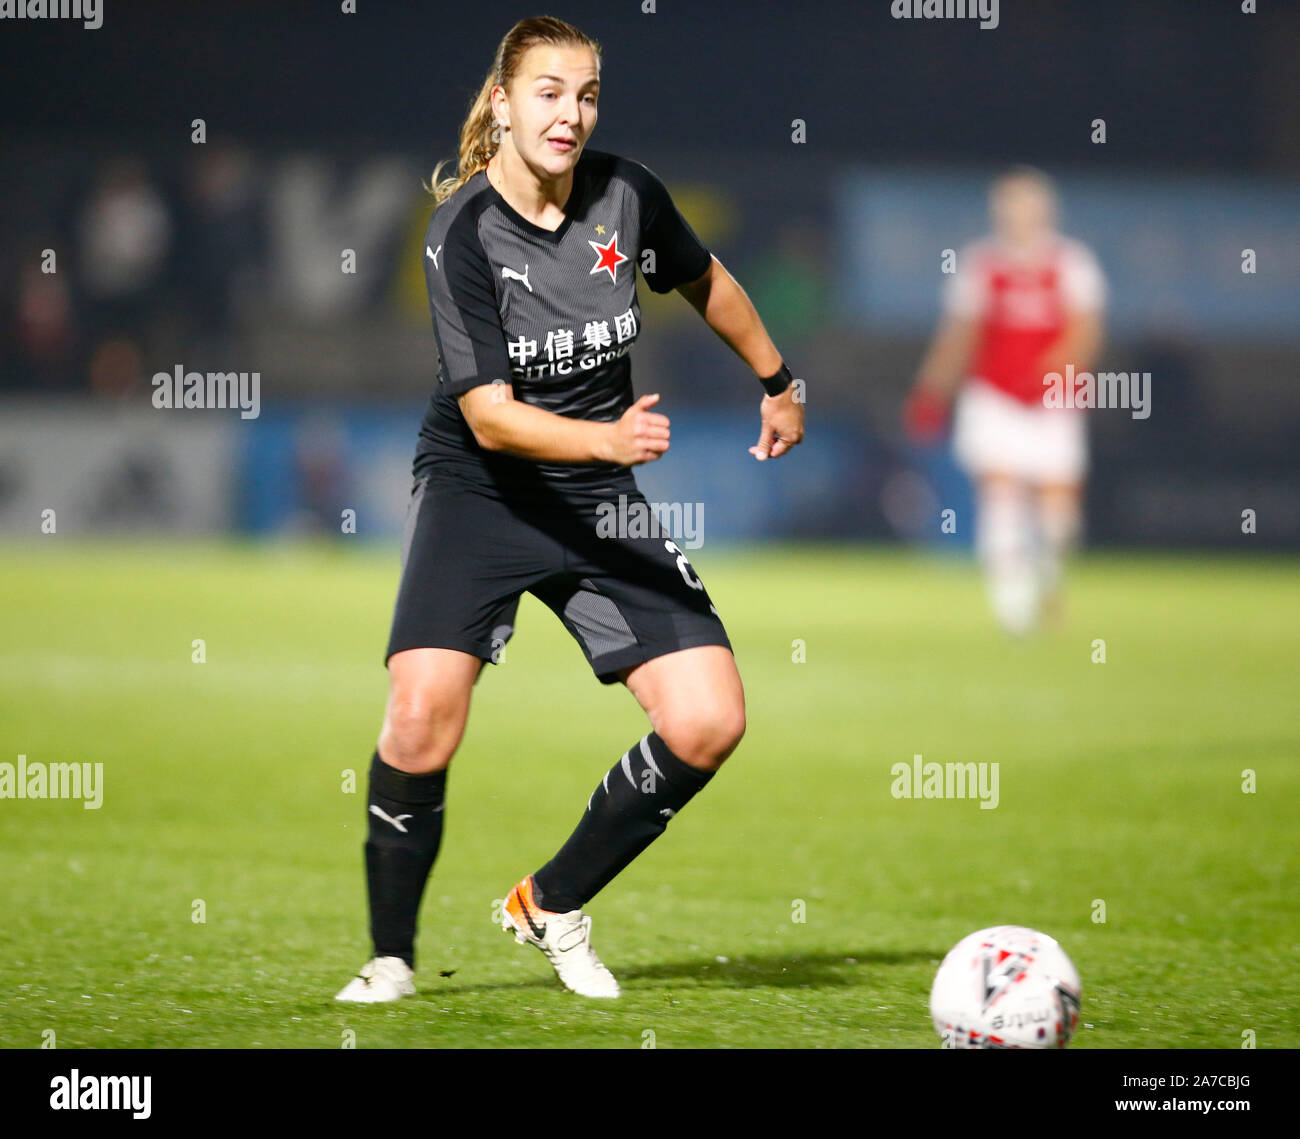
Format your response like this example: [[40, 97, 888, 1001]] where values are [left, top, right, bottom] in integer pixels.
[[750, 386, 805, 461]]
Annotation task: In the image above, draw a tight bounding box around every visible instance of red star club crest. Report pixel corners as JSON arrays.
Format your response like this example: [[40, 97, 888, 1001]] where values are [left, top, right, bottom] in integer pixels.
[[587, 230, 628, 283]]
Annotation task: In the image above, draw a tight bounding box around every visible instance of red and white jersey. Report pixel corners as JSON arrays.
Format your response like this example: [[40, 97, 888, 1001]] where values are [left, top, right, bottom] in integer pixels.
[[943, 235, 1106, 405]]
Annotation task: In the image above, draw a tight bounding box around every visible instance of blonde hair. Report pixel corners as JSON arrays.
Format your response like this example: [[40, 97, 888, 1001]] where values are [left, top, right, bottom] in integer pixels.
[[992, 165, 1057, 201], [427, 15, 601, 208]]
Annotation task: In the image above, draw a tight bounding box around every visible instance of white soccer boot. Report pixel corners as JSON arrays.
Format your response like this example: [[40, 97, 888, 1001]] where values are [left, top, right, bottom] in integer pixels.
[[501, 876, 620, 999], [334, 955, 416, 1003]]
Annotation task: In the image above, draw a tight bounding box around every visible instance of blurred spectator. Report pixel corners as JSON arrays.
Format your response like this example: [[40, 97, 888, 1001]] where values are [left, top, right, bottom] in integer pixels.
[[182, 141, 264, 354], [9, 252, 77, 392], [75, 158, 173, 397]]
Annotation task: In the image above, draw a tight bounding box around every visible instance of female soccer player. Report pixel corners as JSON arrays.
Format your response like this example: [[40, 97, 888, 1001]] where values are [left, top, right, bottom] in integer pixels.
[[903, 168, 1106, 635], [336, 16, 804, 1002]]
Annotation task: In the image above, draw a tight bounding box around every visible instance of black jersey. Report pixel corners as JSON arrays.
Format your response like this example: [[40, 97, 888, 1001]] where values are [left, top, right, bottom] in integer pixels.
[[413, 148, 712, 500]]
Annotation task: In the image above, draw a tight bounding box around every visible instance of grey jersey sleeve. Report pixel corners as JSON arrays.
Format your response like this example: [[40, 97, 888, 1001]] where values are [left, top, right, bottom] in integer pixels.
[[630, 162, 712, 294], [426, 211, 513, 396]]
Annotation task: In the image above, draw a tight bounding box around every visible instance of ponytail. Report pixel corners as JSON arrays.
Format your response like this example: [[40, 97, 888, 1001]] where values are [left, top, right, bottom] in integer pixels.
[[426, 15, 601, 208]]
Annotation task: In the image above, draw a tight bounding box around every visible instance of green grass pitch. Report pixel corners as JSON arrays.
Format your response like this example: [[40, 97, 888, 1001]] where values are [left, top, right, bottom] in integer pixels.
[[1, 543, 1296, 1048]]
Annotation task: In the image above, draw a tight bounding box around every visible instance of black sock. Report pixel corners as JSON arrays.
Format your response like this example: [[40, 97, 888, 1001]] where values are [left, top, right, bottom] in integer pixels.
[[532, 732, 714, 912], [364, 750, 446, 969]]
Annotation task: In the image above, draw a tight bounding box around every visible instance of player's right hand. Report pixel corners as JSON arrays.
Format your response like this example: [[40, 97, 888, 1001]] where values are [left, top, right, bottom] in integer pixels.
[[606, 393, 671, 466], [902, 386, 951, 444]]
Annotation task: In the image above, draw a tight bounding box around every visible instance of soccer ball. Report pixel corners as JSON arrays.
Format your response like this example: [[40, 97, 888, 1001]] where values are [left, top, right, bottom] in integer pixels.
[[930, 925, 1082, 1048]]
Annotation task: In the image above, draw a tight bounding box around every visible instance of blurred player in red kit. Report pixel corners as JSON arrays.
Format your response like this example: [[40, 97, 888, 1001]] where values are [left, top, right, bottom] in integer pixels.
[[904, 168, 1106, 634]]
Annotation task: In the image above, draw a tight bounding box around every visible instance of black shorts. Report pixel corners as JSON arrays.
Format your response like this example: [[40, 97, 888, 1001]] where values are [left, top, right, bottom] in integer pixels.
[[385, 473, 732, 684]]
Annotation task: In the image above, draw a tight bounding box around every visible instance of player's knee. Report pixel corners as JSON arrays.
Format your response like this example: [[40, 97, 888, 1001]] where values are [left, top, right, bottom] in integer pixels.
[[657, 700, 746, 771], [379, 688, 467, 773]]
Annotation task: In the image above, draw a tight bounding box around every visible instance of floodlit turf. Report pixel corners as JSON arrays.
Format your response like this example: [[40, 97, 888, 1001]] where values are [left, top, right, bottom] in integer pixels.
[[1, 542, 1296, 1049]]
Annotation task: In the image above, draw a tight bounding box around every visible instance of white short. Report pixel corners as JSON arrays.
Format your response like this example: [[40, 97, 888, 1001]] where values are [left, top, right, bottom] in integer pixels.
[[952, 380, 1088, 484]]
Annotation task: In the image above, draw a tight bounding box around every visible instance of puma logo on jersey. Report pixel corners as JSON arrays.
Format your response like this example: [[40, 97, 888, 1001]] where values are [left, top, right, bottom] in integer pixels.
[[426, 244, 442, 269], [501, 263, 532, 292]]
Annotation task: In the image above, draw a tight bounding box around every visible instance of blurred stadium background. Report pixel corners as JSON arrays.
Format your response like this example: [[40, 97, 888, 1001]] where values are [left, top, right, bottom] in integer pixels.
[[2, 1, 1297, 550], [2, 2, 1299, 1054]]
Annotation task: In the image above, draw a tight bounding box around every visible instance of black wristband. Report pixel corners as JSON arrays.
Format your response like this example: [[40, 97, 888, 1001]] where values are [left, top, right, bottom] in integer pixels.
[[759, 362, 793, 397]]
